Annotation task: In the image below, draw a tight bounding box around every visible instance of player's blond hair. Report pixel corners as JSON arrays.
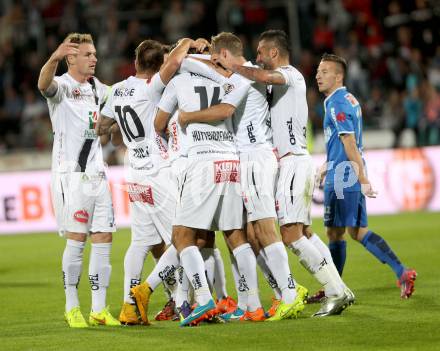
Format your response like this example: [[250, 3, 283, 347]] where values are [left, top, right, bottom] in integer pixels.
[[211, 32, 243, 57], [64, 33, 94, 45], [63, 33, 94, 67]]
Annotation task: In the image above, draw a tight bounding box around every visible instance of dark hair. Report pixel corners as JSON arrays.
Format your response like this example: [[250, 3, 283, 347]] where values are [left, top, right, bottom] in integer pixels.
[[259, 30, 290, 57], [135, 39, 164, 73], [211, 32, 243, 56], [321, 53, 347, 77]]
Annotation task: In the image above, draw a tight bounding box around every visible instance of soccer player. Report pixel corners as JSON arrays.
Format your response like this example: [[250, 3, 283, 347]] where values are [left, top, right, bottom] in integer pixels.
[[223, 30, 353, 316], [179, 32, 304, 321], [38, 33, 120, 328], [98, 38, 207, 325], [315, 53, 417, 299], [155, 59, 265, 325]]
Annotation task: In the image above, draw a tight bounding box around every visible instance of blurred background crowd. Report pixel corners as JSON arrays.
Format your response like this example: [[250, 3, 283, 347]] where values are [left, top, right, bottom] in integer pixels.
[[0, 0, 439, 156]]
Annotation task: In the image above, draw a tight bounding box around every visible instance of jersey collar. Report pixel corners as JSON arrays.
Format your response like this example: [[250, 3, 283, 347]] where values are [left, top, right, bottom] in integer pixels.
[[324, 86, 346, 107]]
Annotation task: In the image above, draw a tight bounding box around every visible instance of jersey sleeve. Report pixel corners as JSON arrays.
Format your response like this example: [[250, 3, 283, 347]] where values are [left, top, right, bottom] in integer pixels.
[[146, 73, 166, 103], [45, 76, 69, 104], [276, 66, 300, 87], [157, 81, 177, 113], [329, 101, 355, 135], [220, 74, 250, 107], [101, 86, 116, 119]]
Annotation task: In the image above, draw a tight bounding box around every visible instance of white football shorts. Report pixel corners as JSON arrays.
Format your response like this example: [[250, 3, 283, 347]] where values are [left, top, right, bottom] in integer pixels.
[[51, 171, 116, 236], [173, 158, 243, 231], [125, 166, 177, 246], [240, 147, 278, 222], [275, 154, 315, 226]]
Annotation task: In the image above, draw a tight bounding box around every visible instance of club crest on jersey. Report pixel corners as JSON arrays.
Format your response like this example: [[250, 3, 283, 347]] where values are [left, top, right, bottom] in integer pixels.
[[74, 209, 89, 223], [214, 160, 240, 183], [336, 112, 346, 122], [222, 83, 235, 95], [126, 182, 154, 205], [72, 88, 81, 99]]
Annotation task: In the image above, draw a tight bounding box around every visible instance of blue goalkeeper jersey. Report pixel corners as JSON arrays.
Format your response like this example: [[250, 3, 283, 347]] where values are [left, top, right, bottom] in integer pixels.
[[323, 86, 364, 192]]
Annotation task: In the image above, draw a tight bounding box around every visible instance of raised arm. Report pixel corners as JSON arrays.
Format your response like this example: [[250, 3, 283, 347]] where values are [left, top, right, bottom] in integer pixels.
[[230, 64, 286, 85], [38, 41, 79, 96], [159, 38, 209, 85]]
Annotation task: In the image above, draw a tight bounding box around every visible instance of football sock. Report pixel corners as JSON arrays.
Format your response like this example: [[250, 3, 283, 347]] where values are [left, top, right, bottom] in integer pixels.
[[329, 240, 347, 276], [264, 242, 297, 304], [123, 243, 151, 304], [213, 248, 228, 299], [180, 246, 212, 306], [147, 245, 179, 290], [175, 266, 191, 307], [200, 248, 215, 292], [289, 236, 343, 297], [62, 239, 85, 312], [89, 242, 112, 312], [256, 250, 282, 300], [309, 233, 334, 264], [230, 253, 248, 311], [154, 257, 173, 300], [233, 244, 261, 312], [361, 231, 405, 278]]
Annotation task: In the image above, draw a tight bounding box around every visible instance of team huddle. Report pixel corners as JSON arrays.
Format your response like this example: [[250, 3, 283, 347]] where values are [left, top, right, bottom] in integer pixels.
[[37, 30, 417, 329]]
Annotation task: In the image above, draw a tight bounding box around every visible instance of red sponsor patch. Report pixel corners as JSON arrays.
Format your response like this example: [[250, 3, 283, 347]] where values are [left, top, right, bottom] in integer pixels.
[[275, 200, 280, 212], [127, 183, 154, 205], [336, 112, 346, 122], [344, 93, 359, 107], [214, 160, 240, 183], [74, 210, 89, 223]]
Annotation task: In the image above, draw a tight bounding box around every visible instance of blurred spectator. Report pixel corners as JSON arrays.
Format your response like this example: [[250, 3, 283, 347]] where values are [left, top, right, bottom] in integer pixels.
[[403, 87, 423, 146], [420, 81, 440, 146], [21, 89, 48, 148], [162, 0, 189, 43], [365, 86, 384, 128], [381, 89, 405, 148]]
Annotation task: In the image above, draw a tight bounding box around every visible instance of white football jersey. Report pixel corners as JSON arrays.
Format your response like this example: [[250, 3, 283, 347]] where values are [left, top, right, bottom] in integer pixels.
[[157, 85, 189, 163], [46, 73, 109, 173], [270, 65, 309, 157], [221, 62, 272, 152], [158, 72, 236, 158], [101, 74, 169, 173]]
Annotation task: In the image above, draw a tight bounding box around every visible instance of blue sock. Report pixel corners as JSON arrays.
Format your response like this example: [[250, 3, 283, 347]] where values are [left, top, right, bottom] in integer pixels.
[[329, 240, 347, 276], [361, 231, 405, 278]]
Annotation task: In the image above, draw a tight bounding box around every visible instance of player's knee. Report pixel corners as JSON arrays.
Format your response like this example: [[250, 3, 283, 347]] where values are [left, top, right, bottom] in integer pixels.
[[90, 232, 112, 243], [326, 227, 345, 241], [348, 227, 367, 241]]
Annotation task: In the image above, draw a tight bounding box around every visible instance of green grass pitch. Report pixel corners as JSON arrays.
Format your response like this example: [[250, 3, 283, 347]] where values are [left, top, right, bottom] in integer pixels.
[[1, 212, 439, 351]]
